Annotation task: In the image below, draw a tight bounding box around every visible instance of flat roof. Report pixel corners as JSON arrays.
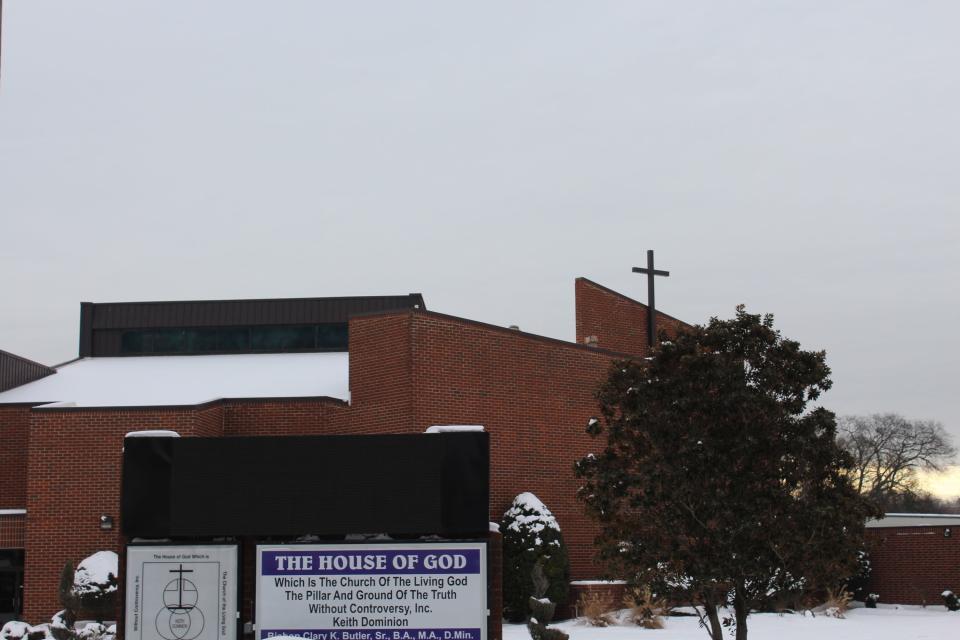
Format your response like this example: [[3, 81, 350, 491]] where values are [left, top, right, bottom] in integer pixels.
[[0, 352, 349, 408], [866, 513, 960, 528]]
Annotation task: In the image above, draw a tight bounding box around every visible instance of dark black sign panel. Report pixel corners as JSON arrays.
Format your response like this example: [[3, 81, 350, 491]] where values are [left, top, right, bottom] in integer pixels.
[[121, 433, 488, 538]]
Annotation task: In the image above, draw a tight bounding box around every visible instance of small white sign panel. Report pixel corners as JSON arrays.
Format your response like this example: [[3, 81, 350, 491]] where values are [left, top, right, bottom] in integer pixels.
[[126, 544, 239, 640], [256, 543, 487, 640]]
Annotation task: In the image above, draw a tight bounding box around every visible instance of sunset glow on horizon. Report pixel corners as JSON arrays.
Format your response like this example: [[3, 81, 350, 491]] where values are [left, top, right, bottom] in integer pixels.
[[919, 465, 960, 502]]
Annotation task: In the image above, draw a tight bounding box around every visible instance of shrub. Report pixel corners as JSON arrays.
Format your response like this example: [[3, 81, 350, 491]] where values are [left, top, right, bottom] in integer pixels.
[[526, 562, 569, 640], [819, 588, 853, 619], [752, 570, 807, 612], [0, 614, 115, 640], [50, 610, 75, 640], [0, 622, 31, 640], [58, 562, 79, 616], [73, 551, 118, 622], [577, 591, 614, 627], [943, 590, 959, 611], [500, 493, 570, 622], [844, 550, 872, 602], [622, 585, 668, 629], [58, 552, 119, 623]]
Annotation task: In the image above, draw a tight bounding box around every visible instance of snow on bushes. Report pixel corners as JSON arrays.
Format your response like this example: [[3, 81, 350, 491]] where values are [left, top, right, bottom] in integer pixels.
[[0, 552, 118, 640], [73, 552, 118, 597], [60, 551, 119, 623], [943, 590, 959, 611], [500, 492, 570, 622], [0, 622, 31, 640], [0, 614, 115, 640]]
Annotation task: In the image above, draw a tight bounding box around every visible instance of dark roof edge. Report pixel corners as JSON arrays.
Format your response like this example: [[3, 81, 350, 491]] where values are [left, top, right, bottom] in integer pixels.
[[80, 293, 426, 307], [53, 356, 83, 369], [0, 401, 52, 408], [25, 395, 348, 413], [0, 349, 55, 374], [352, 309, 640, 360], [576, 277, 693, 328]]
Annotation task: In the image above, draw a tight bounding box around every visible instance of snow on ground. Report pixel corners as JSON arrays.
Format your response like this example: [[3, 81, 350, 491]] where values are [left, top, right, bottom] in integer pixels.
[[504, 605, 958, 640]]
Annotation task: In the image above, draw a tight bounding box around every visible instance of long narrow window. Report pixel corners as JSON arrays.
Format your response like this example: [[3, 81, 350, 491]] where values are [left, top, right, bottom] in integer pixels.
[[119, 323, 348, 355]]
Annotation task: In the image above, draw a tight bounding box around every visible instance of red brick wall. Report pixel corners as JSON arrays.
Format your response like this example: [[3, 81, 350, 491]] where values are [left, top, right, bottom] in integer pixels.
[[194, 403, 225, 437], [0, 406, 32, 509], [865, 526, 960, 605], [397, 311, 621, 580], [22, 406, 224, 620], [345, 313, 415, 434], [575, 278, 687, 355], [223, 398, 345, 436], [0, 512, 26, 548]]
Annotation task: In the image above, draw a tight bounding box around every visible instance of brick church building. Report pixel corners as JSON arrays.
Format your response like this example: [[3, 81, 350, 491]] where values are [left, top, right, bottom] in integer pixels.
[[0, 278, 688, 624]]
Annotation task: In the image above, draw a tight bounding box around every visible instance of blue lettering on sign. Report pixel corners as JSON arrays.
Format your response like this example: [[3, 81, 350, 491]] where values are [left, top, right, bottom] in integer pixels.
[[261, 550, 482, 576]]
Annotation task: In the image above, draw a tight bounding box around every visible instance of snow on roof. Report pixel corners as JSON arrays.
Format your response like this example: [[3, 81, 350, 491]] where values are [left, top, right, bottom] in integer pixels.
[[425, 425, 485, 433], [0, 352, 349, 408], [125, 430, 181, 438], [866, 513, 960, 528]]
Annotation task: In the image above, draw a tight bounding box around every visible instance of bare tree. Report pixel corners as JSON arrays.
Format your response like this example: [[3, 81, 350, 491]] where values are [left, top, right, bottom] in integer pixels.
[[837, 413, 956, 507]]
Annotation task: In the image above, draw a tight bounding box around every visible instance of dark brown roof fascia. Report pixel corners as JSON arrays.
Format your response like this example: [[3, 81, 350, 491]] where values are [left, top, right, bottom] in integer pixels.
[[220, 395, 348, 407], [30, 400, 220, 413], [53, 356, 83, 368], [0, 349, 56, 393], [80, 293, 426, 308], [79, 302, 93, 357], [0, 401, 53, 408], [0, 349, 53, 371], [28, 395, 348, 413], [0, 349, 55, 374]]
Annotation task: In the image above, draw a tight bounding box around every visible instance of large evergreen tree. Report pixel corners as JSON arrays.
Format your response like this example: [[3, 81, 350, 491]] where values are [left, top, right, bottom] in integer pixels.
[[575, 306, 879, 640]]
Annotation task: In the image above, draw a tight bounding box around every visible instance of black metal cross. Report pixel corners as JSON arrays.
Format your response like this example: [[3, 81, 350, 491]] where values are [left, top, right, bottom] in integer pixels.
[[632, 250, 670, 350]]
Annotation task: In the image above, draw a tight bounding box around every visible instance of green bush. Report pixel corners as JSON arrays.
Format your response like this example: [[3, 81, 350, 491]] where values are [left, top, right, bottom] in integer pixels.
[[59, 552, 119, 623], [500, 492, 570, 622]]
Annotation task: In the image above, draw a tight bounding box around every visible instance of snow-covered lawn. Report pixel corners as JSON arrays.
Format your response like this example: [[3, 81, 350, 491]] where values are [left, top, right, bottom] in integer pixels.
[[504, 605, 957, 640]]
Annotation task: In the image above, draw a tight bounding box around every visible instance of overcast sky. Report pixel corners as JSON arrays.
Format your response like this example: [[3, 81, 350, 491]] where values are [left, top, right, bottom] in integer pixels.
[[1, 2, 958, 484]]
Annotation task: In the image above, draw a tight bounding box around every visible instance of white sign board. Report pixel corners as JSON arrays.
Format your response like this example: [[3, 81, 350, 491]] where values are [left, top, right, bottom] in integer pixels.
[[126, 544, 239, 640], [256, 543, 487, 640]]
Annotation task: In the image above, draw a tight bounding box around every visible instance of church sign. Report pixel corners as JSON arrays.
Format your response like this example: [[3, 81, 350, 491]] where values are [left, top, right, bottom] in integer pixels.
[[125, 544, 240, 640], [255, 543, 487, 640]]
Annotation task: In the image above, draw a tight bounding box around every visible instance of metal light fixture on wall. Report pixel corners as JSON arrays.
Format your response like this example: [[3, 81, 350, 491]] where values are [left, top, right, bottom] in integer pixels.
[[99, 515, 113, 530]]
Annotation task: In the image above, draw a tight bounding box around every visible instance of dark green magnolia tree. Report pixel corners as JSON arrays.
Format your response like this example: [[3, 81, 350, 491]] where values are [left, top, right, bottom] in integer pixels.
[[575, 306, 880, 640]]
